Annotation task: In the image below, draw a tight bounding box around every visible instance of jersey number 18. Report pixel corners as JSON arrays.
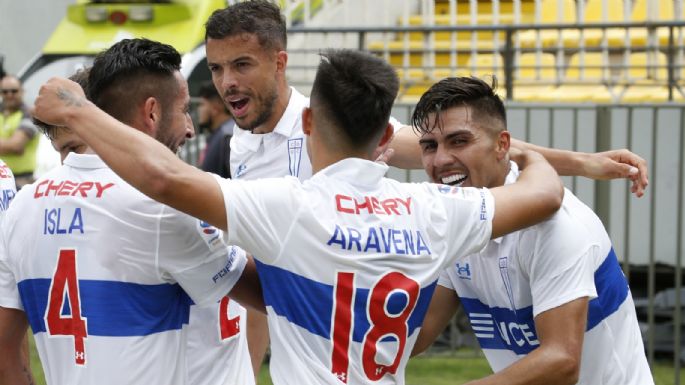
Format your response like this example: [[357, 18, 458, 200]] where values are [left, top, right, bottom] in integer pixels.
[[331, 271, 419, 383]]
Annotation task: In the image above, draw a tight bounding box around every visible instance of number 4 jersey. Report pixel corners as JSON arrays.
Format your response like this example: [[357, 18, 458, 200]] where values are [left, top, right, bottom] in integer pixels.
[[215, 158, 495, 385], [0, 153, 247, 385]]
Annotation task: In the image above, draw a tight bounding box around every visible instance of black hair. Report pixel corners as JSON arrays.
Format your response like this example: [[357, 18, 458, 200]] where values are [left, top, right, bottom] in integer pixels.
[[411, 76, 506, 135], [205, 0, 287, 51], [310, 49, 399, 149], [88, 38, 181, 124]]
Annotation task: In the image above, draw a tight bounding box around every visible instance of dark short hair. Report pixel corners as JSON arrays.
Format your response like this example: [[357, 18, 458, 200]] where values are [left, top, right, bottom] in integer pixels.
[[34, 68, 90, 140], [411, 76, 507, 136], [88, 38, 181, 124], [310, 49, 398, 149], [205, 0, 287, 51]]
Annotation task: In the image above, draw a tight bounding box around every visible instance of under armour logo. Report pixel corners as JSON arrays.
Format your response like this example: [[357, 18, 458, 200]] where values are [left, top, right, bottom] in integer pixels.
[[335, 372, 346, 382], [235, 164, 247, 178], [456, 262, 471, 280]]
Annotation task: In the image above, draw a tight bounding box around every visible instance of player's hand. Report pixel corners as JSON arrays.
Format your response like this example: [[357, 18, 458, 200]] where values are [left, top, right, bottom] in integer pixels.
[[33, 77, 88, 128], [583, 149, 649, 198], [375, 148, 395, 164], [508, 146, 525, 168]]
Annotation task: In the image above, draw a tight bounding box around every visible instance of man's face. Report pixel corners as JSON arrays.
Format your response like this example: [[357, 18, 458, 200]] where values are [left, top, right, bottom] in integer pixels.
[[51, 127, 88, 163], [1, 77, 24, 111], [156, 72, 195, 153], [206, 33, 280, 133], [419, 105, 508, 189]]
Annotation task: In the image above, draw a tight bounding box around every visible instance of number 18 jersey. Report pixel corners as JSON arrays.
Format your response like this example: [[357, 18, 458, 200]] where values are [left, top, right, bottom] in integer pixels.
[[216, 158, 495, 385], [0, 154, 246, 385]]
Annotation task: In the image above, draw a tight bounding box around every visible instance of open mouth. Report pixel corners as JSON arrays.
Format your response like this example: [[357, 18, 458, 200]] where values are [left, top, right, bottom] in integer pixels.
[[441, 173, 467, 186], [228, 97, 249, 117]]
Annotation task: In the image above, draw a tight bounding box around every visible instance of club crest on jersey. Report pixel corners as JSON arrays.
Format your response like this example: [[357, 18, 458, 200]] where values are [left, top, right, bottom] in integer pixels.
[[234, 163, 247, 178], [197, 220, 222, 249], [287, 138, 303, 177]]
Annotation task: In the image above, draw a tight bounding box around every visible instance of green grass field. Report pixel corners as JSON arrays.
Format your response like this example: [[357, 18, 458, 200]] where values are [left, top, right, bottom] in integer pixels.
[[27, 334, 685, 385]]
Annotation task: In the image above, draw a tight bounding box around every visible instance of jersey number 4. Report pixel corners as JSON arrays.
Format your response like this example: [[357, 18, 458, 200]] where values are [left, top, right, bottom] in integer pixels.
[[331, 271, 419, 383], [44, 249, 88, 365]]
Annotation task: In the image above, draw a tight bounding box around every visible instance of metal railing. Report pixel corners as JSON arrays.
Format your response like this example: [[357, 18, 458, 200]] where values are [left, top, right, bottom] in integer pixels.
[[282, 21, 685, 102]]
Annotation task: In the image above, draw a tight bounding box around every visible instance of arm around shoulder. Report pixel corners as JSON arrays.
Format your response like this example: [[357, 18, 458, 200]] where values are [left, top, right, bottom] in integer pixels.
[[490, 150, 563, 239]]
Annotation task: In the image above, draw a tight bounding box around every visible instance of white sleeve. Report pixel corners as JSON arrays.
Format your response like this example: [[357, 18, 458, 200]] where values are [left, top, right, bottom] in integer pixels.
[[157, 207, 247, 306], [437, 268, 455, 290], [0, 230, 22, 310], [520, 208, 598, 318], [214, 175, 301, 264], [389, 116, 404, 133], [430, 185, 494, 265]]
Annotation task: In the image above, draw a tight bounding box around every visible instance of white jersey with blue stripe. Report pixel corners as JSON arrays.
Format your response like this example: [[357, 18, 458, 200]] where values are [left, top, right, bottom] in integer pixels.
[[439, 162, 653, 385], [230, 87, 312, 182], [0, 159, 16, 221], [216, 157, 495, 385], [0, 153, 246, 385]]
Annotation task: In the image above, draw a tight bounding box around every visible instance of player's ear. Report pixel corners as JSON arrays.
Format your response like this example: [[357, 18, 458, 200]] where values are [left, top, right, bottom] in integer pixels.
[[141, 97, 161, 135], [377, 123, 394, 148], [496, 130, 510, 161], [276, 50, 288, 74], [302, 107, 312, 136]]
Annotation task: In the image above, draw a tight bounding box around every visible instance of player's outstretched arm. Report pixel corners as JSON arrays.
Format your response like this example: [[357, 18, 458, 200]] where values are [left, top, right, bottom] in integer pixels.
[[33, 77, 228, 231], [389, 127, 648, 197], [464, 297, 588, 385], [0, 307, 34, 385], [411, 285, 459, 357], [386, 125, 423, 169], [511, 138, 648, 197], [489, 150, 563, 239]]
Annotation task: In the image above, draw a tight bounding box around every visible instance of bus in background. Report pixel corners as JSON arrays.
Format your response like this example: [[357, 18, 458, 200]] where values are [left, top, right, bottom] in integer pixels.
[[19, 0, 227, 176]]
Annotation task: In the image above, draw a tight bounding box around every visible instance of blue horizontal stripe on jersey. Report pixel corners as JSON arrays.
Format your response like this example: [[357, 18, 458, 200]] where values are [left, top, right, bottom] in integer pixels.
[[18, 279, 192, 336], [461, 298, 539, 355], [462, 247, 629, 354], [256, 260, 436, 342], [586, 247, 629, 330]]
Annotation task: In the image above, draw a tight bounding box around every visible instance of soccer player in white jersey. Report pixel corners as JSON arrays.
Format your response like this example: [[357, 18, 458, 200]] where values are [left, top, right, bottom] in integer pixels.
[[0, 157, 28, 384], [0, 40, 259, 385], [410, 77, 654, 385], [35, 48, 573, 385], [204, 2, 649, 375]]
